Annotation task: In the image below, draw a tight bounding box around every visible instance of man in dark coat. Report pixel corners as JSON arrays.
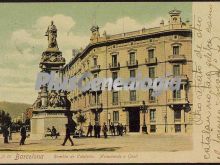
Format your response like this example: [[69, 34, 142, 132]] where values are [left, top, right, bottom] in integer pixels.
[[119, 123, 123, 136], [51, 126, 57, 139], [116, 123, 120, 136], [110, 122, 115, 136], [2, 126, 9, 144], [94, 124, 97, 138], [97, 123, 101, 138], [20, 125, 27, 145], [102, 122, 108, 138], [62, 124, 74, 146], [86, 122, 93, 137]]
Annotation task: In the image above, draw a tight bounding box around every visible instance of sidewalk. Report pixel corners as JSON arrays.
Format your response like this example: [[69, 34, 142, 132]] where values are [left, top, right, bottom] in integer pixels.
[[0, 133, 193, 152]]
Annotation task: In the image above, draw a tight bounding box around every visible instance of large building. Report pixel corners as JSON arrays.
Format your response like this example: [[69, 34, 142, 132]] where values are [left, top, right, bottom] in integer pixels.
[[63, 9, 193, 134]]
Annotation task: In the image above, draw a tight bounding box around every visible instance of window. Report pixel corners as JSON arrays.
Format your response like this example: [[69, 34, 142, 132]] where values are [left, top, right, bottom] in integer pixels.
[[112, 91, 118, 105], [113, 111, 119, 123], [149, 89, 156, 102], [150, 125, 156, 133], [149, 67, 155, 78], [175, 124, 181, 132], [173, 65, 180, 76], [92, 93, 100, 104], [148, 49, 154, 59], [130, 70, 136, 78], [173, 90, 181, 99], [129, 52, 136, 65], [112, 72, 118, 81], [173, 46, 179, 55], [174, 110, 181, 120], [93, 57, 97, 66], [130, 90, 136, 101], [112, 55, 117, 67], [150, 109, 156, 122], [94, 74, 98, 78]]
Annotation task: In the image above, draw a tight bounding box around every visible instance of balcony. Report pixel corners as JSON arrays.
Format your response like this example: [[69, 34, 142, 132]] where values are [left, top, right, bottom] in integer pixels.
[[112, 101, 119, 106], [89, 102, 103, 109], [127, 60, 138, 67], [168, 74, 188, 82], [90, 65, 100, 72], [174, 118, 181, 123], [145, 57, 157, 66], [109, 62, 120, 70], [120, 100, 143, 107], [148, 99, 158, 104], [167, 98, 189, 105], [168, 54, 186, 63]]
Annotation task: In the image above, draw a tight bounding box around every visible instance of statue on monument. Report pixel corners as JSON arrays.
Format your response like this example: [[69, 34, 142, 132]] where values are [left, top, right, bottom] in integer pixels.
[[45, 21, 58, 49], [33, 92, 42, 109]]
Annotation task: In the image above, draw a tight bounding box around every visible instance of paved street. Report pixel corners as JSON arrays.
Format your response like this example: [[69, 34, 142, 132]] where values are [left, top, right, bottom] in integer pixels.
[[0, 133, 192, 152]]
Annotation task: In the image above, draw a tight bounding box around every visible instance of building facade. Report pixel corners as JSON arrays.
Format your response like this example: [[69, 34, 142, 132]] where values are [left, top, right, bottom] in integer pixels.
[[63, 9, 193, 134]]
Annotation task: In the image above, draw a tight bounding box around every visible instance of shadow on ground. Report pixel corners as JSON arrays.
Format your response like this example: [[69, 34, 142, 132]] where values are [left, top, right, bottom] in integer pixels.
[[55, 147, 121, 151]]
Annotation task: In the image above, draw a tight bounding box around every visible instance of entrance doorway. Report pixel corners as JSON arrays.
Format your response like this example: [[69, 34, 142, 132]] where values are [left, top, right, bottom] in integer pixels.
[[128, 108, 140, 132]]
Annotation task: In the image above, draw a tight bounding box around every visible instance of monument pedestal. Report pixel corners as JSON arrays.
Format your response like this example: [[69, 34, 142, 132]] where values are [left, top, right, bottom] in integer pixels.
[[30, 109, 69, 140]]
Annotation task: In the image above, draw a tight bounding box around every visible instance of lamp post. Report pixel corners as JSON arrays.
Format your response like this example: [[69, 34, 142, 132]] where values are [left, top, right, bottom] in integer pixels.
[[164, 114, 167, 133], [141, 101, 148, 134]]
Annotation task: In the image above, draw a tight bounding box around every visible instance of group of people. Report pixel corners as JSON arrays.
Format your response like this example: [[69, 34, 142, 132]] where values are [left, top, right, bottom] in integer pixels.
[[47, 126, 58, 139], [1, 122, 127, 146], [2, 125, 27, 145], [86, 122, 127, 138]]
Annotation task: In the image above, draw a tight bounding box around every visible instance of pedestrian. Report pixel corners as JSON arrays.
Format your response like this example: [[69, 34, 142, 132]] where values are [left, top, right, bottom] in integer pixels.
[[97, 123, 101, 138], [119, 123, 123, 136], [62, 124, 74, 146], [94, 123, 97, 138], [102, 122, 108, 138], [20, 125, 27, 145], [8, 126, 12, 141], [116, 123, 120, 136], [123, 125, 127, 134], [86, 122, 93, 137], [51, 126, 57, 139], [109, 122, 115, 136], [2, 125, 9, 144]]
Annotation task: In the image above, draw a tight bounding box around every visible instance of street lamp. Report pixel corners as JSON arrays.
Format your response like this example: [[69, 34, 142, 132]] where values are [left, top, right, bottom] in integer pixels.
[[164, 114, 167, 133], [140, 101, 148, 134]]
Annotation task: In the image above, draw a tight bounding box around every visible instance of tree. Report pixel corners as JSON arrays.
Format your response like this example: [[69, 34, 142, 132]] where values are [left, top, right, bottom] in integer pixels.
[[76, 113, 87, 126], [0, 110, 12, 127]]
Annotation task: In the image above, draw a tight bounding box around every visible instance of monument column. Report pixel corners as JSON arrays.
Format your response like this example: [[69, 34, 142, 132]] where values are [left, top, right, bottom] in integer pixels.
[[31, 21, 75, 140]]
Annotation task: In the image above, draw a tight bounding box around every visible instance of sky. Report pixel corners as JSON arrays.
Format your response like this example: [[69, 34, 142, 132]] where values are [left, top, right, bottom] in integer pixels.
[[0, 2, 192, 104]]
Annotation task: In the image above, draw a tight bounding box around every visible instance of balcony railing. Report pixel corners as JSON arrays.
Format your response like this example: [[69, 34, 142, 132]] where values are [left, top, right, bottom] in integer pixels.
[[150, 119, 156, 123], [174, 118, 181, 123], [167, 98, 188, 105], [145, 57, 157, 66], [89, 102, 102, 109], [149, 99, 158, 104], [120, 100, 143, 107], [109, 62, 120, 69], [112, 101, 119, 106], [90, 65, 100, 72], [168, 54, 186, 62], [169, 74, 188, 82], [127, 60, 138, 67]]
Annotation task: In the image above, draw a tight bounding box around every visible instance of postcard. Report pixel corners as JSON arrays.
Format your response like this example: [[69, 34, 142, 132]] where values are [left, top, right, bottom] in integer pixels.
[[0, 1, 219, 163]]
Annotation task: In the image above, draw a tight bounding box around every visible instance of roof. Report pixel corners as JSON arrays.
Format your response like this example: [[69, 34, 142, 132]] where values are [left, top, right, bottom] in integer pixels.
[[63, 24, 191, 71]]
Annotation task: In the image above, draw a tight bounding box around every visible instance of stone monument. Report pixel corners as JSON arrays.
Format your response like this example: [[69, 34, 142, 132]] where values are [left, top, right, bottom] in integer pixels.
[[30, 21, 75, 140]]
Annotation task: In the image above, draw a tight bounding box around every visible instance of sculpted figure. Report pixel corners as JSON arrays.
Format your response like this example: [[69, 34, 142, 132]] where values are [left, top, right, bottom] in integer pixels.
[[45, 21, 58, 49]]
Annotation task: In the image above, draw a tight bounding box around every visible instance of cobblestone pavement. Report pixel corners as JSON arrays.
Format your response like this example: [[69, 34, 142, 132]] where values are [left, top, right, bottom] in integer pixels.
[[0, 133, 192, 152]]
